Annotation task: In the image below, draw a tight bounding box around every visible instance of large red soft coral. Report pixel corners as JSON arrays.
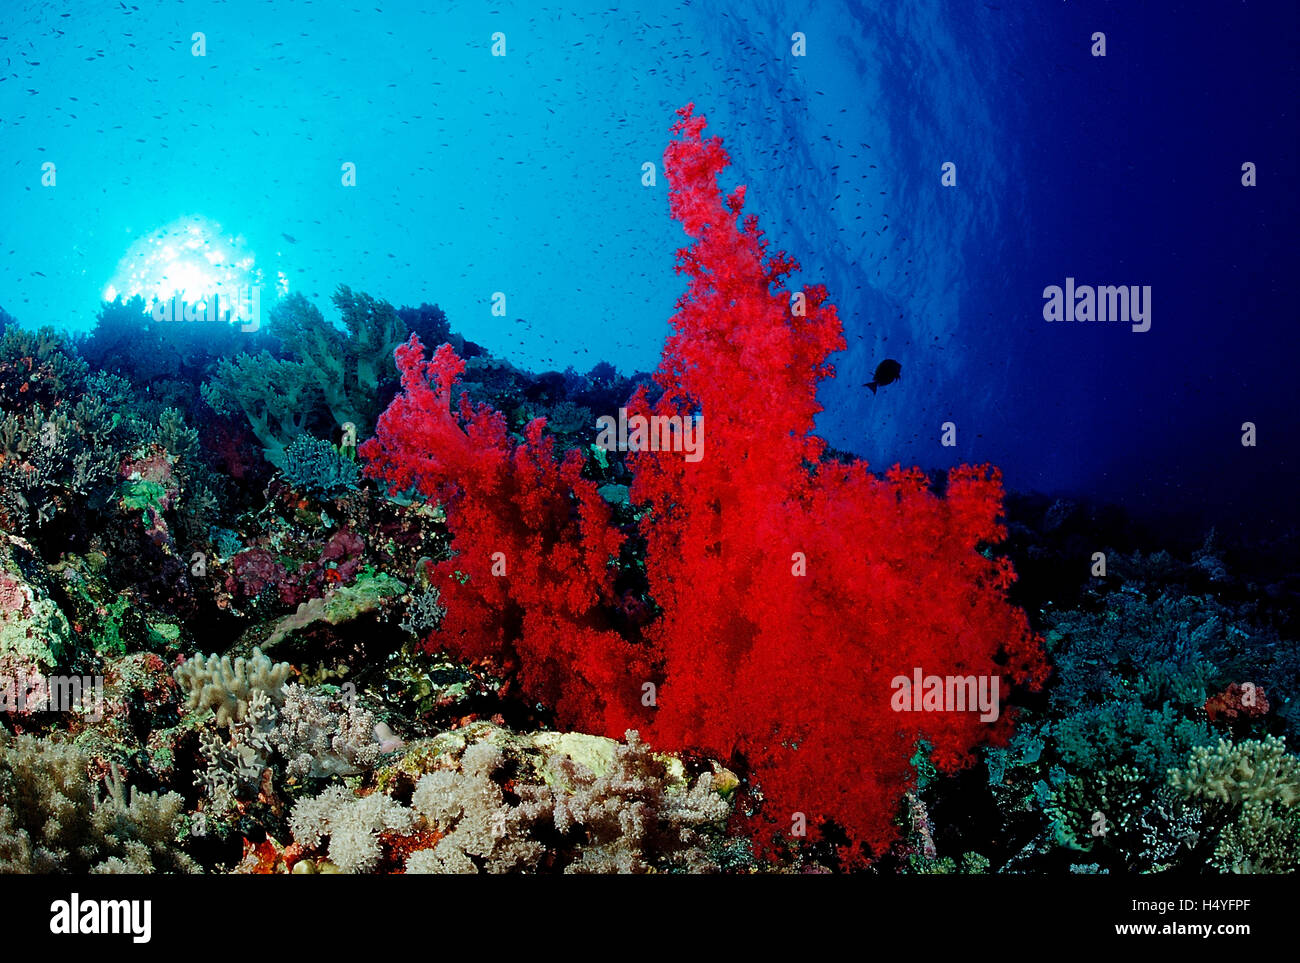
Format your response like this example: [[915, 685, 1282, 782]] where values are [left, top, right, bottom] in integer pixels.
[[362, 104, 1047, 865], [623, 104, 1047, 861]]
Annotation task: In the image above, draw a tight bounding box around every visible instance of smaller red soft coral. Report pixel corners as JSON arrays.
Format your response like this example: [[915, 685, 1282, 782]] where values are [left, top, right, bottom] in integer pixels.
[[1205, 682, 1269, 725], [361, 336, 650, 736]]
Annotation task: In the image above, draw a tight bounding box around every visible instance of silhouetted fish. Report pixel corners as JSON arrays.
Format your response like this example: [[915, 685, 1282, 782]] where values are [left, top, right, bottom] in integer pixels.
[[865, 359, 901, 395]]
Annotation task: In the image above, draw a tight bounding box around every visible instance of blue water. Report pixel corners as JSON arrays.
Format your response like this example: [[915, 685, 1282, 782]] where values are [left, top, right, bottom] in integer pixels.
[[2, 0, 1295, 534]]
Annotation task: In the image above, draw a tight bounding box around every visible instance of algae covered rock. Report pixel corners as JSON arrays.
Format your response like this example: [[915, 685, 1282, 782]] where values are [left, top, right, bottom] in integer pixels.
[[264, 570, 406, 649], [0, 531, 73, 675]]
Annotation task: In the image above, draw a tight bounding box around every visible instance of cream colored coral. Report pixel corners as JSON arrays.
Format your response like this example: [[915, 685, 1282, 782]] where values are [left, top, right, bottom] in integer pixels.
[[1170, 735, 1300, 807], [173, 646, 292, 726]]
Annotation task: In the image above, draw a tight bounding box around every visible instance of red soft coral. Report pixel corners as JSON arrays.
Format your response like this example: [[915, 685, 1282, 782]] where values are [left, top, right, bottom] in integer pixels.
[[360, 339, 647, 735], [362, 104, 1047, 866], [622, 105, 1047, 861]]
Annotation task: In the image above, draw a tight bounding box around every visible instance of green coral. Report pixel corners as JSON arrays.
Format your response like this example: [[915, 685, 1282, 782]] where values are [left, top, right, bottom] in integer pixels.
[[47, 553, 173, 657], [201, 350, 318, 469], [0, 399, 123, 534], [1048, 765, 1145, 854], [906, 851, 990, 874], [121, 478, 169, 513], [281, 433, 361, 497], [1170, 736, 1300, 873], [1056, 701, 1212, 782], [201, 287, 408, 469], [0, 325, 88, 411], [1169, 735, 1300, 808]]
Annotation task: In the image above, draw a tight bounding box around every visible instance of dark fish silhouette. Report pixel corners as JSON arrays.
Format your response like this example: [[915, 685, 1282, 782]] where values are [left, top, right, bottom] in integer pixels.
[[865, 359, 901, 395]]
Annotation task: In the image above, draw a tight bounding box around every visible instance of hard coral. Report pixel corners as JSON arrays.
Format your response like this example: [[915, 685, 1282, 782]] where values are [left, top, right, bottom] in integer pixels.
[[281, 433, 361, 497]]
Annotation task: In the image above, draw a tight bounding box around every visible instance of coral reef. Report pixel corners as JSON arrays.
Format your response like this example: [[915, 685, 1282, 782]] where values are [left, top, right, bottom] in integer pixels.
[[0, 109, 1293, 878]]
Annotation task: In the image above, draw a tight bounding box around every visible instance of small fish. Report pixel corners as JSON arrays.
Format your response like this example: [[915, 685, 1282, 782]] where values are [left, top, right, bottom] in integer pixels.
[[280, 233, 296, 243], [864, 359, 901, 395]]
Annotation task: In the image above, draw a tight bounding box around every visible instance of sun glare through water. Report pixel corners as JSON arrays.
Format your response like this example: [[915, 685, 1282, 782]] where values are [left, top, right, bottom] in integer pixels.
[[103, 214, 288, 308]]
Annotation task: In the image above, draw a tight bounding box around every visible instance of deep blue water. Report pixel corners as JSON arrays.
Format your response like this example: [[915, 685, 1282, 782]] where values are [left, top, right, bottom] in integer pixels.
[[2, 0, 1295, 536]]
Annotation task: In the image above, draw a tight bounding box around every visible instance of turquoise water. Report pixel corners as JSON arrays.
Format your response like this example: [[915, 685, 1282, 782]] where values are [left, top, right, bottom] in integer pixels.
[[2, 0, 1295, 532]]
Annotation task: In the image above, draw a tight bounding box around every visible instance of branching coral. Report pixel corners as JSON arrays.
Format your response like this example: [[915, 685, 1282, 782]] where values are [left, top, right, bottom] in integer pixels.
[[408, 740, 545, 873], [537, 729, 731, 873], [201, 351, 319, 470], [201, 287, 408, 469], [0, 326, 88, 412], [194, 687, 279, 813], [1169, 736, 1300, 873], [1169, 735, 1300, 808], [0, 395, 124, 536], [173, 646, 292, 726], [281, 433, 360, 497], [399, 586, 447, 637]]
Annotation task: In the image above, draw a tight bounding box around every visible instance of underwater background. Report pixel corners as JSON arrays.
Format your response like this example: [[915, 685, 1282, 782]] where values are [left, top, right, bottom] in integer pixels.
[[5, 0, 1296, 535], [0, 0, 1297, 879]]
